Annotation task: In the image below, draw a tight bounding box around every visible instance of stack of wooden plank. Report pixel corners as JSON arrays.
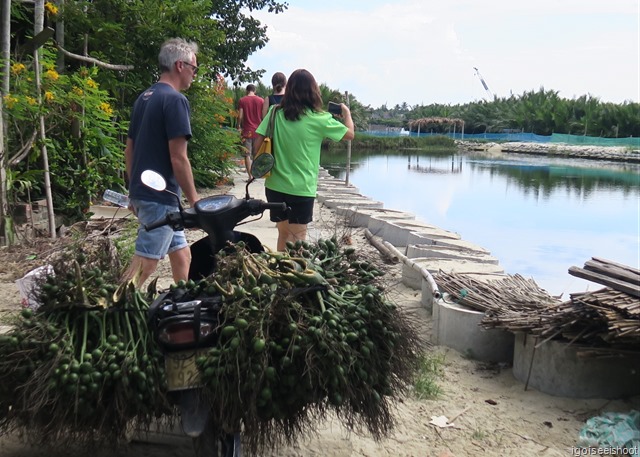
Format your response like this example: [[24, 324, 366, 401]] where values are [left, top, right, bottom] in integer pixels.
[[567, 258, 640, 346], [568, 257, 640, 299], [435, 258, 640, 351]]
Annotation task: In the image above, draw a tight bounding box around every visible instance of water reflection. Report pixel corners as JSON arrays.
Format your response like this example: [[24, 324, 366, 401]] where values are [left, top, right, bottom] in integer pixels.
[[326, 149, 639, 199], [468, 159, 639, 199], [320, 148, 639, 296], [406, 155, 463, 174]]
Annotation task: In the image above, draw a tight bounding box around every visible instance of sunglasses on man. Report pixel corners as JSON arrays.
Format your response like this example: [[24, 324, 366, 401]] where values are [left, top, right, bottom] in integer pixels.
[[181, 61, 199, 76]]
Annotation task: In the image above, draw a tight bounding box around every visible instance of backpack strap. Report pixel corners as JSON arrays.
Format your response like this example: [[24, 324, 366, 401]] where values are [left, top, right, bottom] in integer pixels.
[[265, 105, 279, 138]]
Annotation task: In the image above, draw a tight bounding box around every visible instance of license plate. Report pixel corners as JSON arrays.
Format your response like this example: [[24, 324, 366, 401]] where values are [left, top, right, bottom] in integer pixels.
[[165, 349, 207, 391]]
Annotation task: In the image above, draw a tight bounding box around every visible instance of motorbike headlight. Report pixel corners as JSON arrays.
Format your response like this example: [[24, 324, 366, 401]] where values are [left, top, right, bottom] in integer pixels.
[[158, 320, 216, 346]]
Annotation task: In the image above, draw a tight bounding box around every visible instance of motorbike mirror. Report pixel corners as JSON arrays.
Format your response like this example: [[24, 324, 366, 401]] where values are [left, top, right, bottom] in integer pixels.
[[141, 170, 167, 191], [251, 153, 274, 179], [140, 169, 184, 212]]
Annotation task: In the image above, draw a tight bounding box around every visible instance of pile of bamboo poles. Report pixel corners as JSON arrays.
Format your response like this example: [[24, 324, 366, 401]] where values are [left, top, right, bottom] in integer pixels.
[[435, 257, 640, 350], [571, 289, 640, 345], [436, 271, 560, 315]]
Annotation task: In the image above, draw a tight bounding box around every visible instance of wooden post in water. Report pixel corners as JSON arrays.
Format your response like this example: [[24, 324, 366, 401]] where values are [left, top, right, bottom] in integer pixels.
[[345, 91, 352, 186]]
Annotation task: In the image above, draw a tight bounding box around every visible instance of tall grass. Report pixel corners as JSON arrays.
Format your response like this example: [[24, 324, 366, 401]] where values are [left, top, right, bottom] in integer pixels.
[[113, 218, 139, 269], [413, 352, 445, 400]]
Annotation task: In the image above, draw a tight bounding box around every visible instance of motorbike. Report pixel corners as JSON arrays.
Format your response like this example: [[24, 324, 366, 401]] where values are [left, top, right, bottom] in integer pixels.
[[142, 154, 285, 457]]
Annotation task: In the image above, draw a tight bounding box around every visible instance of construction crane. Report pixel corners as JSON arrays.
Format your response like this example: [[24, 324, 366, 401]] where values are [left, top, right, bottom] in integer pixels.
[[473, 67, 494, 100]]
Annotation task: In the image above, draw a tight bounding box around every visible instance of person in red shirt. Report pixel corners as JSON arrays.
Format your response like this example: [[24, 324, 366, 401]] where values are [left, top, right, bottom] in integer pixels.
[[237, 84, 264, 178]]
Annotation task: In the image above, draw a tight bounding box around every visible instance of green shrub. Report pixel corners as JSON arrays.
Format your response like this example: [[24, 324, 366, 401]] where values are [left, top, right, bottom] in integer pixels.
[[4, 49, 127, 222], [413, 352, 445, 400], [324, 134, 456, 151], [188, 76, 241, 188]]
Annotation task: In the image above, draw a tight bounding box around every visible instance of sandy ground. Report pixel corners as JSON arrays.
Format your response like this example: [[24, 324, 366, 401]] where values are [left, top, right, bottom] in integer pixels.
[[1, 167, 639, 457]]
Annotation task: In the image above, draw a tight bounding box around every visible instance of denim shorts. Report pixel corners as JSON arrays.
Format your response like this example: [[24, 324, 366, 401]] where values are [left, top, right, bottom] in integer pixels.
[[131, 199, 188, 260]]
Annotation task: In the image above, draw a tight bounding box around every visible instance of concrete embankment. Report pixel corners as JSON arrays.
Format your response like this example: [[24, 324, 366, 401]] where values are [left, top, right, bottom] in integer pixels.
[[316, 169, 508, 308], [316, 169, 640, 399], [458, 140, 640, 163]]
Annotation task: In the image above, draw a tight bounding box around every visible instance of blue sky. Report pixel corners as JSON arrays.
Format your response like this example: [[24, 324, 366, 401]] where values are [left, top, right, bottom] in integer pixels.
[[245, 0, 639, 108]]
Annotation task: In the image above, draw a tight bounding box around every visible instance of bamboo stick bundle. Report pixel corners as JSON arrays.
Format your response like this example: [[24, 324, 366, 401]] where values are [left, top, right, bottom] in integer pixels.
[[572, 290, 640, 338], [436, 271, 559, 314], [587, 305, 640, 342], [484, 293, 596, 338], [437, 271, 640, 350], [579, 288, 640, 317]]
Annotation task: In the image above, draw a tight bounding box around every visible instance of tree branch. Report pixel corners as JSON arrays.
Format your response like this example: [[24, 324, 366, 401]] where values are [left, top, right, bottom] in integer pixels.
[[55, 42, 134, 71], [8, 129, 38, 166]]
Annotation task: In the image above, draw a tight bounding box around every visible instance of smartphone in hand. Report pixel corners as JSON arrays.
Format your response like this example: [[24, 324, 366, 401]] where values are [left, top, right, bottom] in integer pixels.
[[328, 102, 342, 115]]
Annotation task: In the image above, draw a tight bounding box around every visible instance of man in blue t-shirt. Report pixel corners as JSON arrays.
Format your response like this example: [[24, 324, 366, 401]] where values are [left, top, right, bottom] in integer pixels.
[[123, 38, 200, 286]]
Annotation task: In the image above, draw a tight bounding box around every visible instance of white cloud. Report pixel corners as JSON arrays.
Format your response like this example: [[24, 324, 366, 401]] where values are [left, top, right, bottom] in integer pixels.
[[245, 0, 639, 107]]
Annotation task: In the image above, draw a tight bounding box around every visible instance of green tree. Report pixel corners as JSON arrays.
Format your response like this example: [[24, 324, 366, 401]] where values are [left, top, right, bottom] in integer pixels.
[[188, 75, 241, 187], [2, 0, 289, 230], [318, 84, 369, 132], [4, 50, 127, 221], [208, 0, 288, 82], [58, 0, 227, 109], [400, 88, 639, 138]]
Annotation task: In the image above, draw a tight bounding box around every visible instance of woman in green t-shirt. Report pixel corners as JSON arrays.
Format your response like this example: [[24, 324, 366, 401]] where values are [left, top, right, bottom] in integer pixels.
[[255, 69, 355, 251]]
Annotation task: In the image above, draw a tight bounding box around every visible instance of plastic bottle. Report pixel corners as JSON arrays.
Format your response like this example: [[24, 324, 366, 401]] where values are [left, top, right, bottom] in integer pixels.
[[102, 189, 130, 208]]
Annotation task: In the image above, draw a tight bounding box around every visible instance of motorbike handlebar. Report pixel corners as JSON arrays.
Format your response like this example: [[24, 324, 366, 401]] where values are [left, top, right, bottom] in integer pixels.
[[243, 199, 287, 216], [260, 202, 288, 212], [143, 215, 171, 231], [143, 211, 189, 232], [143, 199, 286, 233]]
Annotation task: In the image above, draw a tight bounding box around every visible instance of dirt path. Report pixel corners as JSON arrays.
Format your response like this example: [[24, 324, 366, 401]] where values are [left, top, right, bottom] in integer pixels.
[[1, 169, 638, 457]]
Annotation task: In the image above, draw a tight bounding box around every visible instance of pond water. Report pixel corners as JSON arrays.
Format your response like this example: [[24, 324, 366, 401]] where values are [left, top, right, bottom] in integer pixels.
[[320, 148, 640, 297]]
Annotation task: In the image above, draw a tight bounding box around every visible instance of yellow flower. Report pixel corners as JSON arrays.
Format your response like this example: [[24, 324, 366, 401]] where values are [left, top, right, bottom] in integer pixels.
[[45, 69, 59, 81], [86, 78, 98, 89], [3, 95, 18, 109], [44, 2, 58, 15], [72, 87, 84, 96], [98, 102, 113, 116], [214, 114, 226, 123], [45, 91, 55, 102], [26, 96, 37, 105], [11, 63, 26, 76]]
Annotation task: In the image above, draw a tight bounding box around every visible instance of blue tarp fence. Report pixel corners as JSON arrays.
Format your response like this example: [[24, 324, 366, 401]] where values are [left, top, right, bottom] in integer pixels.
[[362, 130, 640, 148]]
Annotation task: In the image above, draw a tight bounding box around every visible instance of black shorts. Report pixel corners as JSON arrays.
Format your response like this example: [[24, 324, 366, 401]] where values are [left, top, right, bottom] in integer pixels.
[[265, 188, 314, 224]]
